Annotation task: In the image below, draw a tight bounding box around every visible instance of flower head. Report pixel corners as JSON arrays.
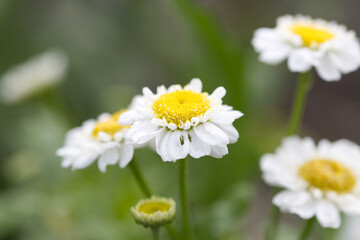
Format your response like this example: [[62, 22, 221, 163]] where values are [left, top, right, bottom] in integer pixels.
[[261, 136, 360, 228], [131, 196, 176, 228], [0, 49, 68, 104], [119, 79, 243, 162], [252, 15, 360, 81], [56, 110, 134, 172]]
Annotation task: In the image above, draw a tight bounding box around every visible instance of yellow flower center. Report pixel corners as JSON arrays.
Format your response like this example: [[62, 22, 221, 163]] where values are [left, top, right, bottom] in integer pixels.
[[138, 201, 171, 215], [291, 24, 334, 47], [92, 110, 129, 138], [299, 159, 356, 193], [152, 90, 210, 127]]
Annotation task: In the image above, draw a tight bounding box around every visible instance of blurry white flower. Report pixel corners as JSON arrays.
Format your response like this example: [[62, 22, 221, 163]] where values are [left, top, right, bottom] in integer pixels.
[[56, 111, 134, 172], [261, 136, 360, 228], [131, 196, 176, 228], [252, 15, 360, 81], [119, 79, 243, 162], [0, 49, 68, 104]]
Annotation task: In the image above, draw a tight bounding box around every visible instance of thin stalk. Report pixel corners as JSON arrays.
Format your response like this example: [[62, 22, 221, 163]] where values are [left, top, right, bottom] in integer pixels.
[[265, 72, 313, 240], [179, 158, 192, 239], [265, 196, 281, 240], [287, 71, 313, 135], [129, 158, 152, 198], [152, 227, 161, 240], [129, 158, 182, 240], [298, 218, 315, 240]]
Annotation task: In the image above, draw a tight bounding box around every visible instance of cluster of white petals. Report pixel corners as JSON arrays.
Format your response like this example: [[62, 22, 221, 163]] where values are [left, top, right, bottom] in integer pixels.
[[261, 136, 360, 228], [56, 113, 134, 172], [252, 15, 360, 81], [119, 79, 243, 162]]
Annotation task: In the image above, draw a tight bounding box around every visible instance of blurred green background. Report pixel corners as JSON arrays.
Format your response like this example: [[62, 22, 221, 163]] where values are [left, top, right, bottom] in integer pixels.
[[0, 0, 360, 239]]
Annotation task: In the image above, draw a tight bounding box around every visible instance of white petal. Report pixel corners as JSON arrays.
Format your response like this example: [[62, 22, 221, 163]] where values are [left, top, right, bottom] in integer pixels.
[[210, 110, 243, 125], [168, 131, 190, 162], [98, 148, 119, 173], [273, 190, 309, 208], [210, 145, 228, 158], [328, 51, 360, 74], [72, 154, 98, 170], [126, 121, 160, 144], [155, 128, 167, 154], [188, 130, 211, 158], [273, 191, 316, 219], [119, 144, 134, 168], [287, 49, 313, 72], [142, 87, 154, 99], [193, 122, 229, 146], [252, 28, 281, 51], [291, 199, 316, 219], [315, 200, 341, 228], [158, 130, 173, 162], [61, 157, 74, 168], [315, 57, 341, 81], [259, 44, 290, 65], [215, 124, 239, 143], [210, 87, 226, 99], [338, 197, 360, 216], [188, 78, 202, 92], [98, 132, 112, 142], [118, 110, 143, 125]]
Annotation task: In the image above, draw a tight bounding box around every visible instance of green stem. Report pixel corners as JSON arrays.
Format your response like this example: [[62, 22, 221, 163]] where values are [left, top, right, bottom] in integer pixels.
[[129, 158, 152, 198], [286, 72, 312, 136], [265, 72, 313, 240], [298, 218, 315, 240], [129, 158, 182, 240], [179, 158, 192, 239], [265, 195, 281, 240], [152, 227, 161, 240]]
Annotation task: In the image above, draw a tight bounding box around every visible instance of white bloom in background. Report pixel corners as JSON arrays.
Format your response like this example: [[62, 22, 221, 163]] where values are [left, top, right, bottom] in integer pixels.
[[56, 110, 134, 172], [261, 136, 360, 228], [0, 49, 68, 104], [252, 15, 360, 81], [119, 79, 243, 162]]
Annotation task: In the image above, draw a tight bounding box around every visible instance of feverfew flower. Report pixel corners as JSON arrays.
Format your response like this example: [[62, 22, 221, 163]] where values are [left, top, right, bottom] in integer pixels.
[[252, 15, 360, 81], [131, 196, 176, 228], [261, 136, 360, 228], [0, 50, 68, 104], [56, 111, 134, 172], [119, 79, 243, 162]]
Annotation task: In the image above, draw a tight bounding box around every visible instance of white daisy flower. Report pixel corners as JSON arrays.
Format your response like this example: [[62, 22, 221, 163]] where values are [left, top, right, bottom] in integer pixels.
[[0, 49, 68, 104], [56, 110, 134, 172], [118, 79, 243, 162], [261, 136, 360, 228], [252, 15, 360, 81]]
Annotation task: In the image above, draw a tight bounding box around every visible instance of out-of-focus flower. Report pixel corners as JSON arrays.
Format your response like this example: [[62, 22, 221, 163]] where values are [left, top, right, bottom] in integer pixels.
[[252, 15, 360, 81], [0, 49, 68, 104], [119, 79, 243, 162], [131, 196, 176, 228], [56, 110, 134, 172], [260, 136, 360, 228]]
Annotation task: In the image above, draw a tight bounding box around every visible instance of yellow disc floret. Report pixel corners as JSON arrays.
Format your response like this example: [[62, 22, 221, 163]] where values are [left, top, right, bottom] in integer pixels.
[[152, 90, 210, 127], [299, 159, 356, 193], [291, 24, 334, 47], [92, 110, 129, 138], [138, 200, 171, 215]]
